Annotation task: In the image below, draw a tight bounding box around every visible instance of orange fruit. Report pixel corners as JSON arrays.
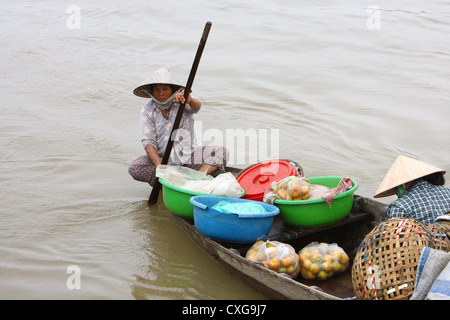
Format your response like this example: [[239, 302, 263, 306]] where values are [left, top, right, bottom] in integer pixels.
[[322, 262, 333, 273], [310, 263, 320, 274], [299, 251, 310, 263], [299, 185, 309, 194], [332, 261, 342, 272], [332, 251, 342, 262], [277, 189, 287, 199], [317, 271, 328, 280], [268, 258, 281, 270], [302, 259, 311, 270], [311, 253, 323, 263], [289, 187, 301, 198], [282, 256, 293, 267]]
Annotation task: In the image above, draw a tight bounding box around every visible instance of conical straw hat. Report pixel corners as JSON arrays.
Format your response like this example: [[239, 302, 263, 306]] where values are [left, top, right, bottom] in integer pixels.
[[133, 67, 184, 98], [374, 155, 446, 198]]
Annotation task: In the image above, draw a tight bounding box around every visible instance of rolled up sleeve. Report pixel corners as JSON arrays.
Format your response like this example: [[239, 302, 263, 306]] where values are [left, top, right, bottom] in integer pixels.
[[184, 96, 201, 114]]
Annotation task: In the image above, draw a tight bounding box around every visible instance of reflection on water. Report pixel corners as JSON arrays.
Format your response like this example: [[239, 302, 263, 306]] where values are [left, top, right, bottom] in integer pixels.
[[0, 0, 449, 299], [130, 202, 264, 299]]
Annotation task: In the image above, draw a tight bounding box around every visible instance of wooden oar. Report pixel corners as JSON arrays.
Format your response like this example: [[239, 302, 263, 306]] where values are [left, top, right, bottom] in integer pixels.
[[148, 21, 212, 205]]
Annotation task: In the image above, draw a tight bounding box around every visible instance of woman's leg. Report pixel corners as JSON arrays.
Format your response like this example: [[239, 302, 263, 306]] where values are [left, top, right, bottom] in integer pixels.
[[128, 155, 158, 186]]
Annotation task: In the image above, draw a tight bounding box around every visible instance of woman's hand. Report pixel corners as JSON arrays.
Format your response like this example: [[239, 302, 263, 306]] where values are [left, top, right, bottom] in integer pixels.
[[175, 90, 201, 110], [174, 90, 189, 104], [154, 158, 162, 168]]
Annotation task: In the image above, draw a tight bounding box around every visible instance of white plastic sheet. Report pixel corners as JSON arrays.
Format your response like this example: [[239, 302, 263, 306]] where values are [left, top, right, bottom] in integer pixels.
[[156, 165, 243, 198]]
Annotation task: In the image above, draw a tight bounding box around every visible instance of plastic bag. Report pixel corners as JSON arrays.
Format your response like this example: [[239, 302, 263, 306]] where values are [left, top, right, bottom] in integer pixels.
[[308, 177, 353, 206], [183, 172, 243, 197], [208, 172, 243, 198], [298, 242, 349, 280], [156, 165, 212, 186], [212, 200, 267, 214], [156, 165, 243, 198], [245, 240, 300, 278], [271, 176, 310, 200]]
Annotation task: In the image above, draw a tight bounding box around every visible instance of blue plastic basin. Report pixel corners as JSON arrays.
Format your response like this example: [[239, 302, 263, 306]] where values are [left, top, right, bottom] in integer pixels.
[[189, 196, 279, 243]]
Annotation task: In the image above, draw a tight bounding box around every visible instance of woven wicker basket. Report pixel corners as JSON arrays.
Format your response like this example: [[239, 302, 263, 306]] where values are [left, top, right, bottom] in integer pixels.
[[440, 220, 450, 231], [438, 220, 450, 234], [352, 218, 431, 300], [435, 212, 450, 238], [427, 223, 450, 253]]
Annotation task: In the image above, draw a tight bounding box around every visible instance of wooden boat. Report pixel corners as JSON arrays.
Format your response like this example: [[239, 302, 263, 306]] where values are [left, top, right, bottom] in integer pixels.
[[163, 165, 387, 300]]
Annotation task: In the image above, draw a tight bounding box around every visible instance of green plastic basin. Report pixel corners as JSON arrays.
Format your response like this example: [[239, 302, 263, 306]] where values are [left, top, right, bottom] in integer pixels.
[[159, 178, 245, 219], [274, 176, 358, 228]]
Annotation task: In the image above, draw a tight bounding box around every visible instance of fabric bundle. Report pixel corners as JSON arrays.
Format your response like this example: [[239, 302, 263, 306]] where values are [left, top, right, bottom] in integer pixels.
[[410, 247, 450, 300]]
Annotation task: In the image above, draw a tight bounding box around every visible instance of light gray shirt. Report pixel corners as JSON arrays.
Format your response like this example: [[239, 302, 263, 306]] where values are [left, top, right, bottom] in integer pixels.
[[140, 98, 201, 164]]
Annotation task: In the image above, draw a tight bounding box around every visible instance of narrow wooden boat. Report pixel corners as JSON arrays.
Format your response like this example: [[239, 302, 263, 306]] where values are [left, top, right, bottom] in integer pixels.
[[164, 165, 387, 299]]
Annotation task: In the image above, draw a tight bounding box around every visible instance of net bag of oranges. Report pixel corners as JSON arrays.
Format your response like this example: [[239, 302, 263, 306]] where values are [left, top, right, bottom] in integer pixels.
[[271, 176, 310, 200], [298, 242, 349, 280], [245, 240, 300, 278]]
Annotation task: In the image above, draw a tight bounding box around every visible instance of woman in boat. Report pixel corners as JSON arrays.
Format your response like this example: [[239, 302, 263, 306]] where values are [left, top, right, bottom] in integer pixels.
[[128, 67, 229, 186], [374, 155, 450, 224]]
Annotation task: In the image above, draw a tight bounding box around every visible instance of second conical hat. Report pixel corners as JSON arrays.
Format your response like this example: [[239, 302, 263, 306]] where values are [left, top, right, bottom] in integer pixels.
[[373, 155, 446, 198]]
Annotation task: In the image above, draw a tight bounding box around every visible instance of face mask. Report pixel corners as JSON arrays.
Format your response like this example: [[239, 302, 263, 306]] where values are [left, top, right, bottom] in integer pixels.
[[396, 184, 406, 198], [144, 88, 183, 111], [154, 98, 174, 110]]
